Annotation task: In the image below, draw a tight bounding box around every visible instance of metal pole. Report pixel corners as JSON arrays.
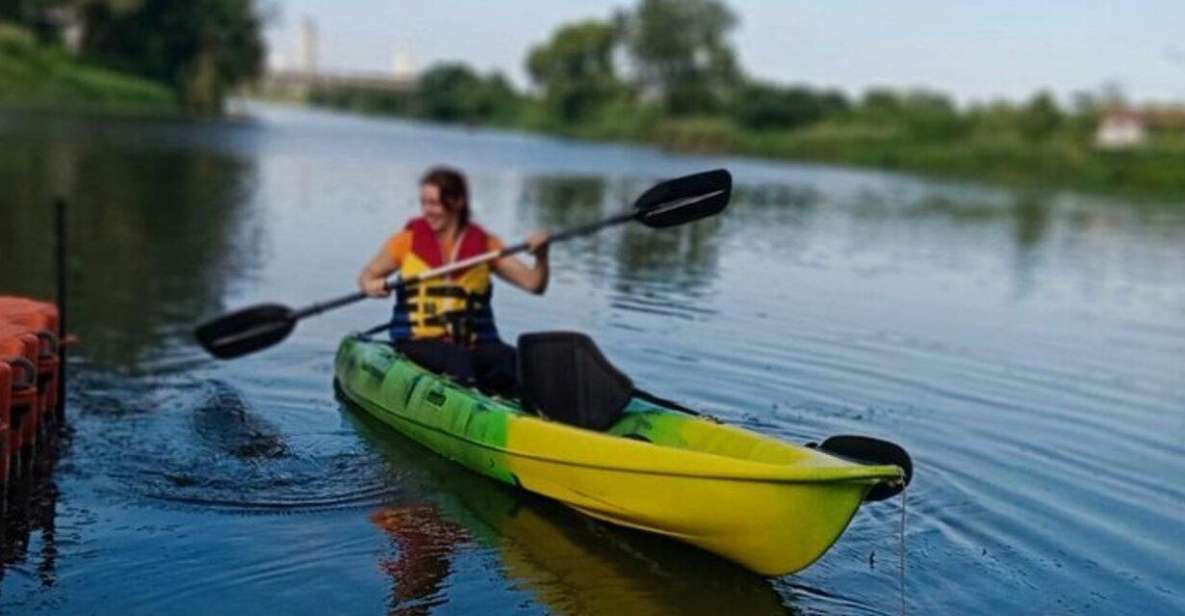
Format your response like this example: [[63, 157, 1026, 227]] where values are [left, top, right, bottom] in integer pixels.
[[54, 197, 67, 424]]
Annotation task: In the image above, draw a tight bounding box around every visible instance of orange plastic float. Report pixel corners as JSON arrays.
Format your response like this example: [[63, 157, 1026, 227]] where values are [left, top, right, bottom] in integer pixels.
[[0, 323, 41, 477], [0, 297, 61, 423], [0, 361, 10, 483]]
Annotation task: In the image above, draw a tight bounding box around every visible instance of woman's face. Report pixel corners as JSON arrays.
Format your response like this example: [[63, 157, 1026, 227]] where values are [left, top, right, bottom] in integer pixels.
[[419, 183, 455, 233]]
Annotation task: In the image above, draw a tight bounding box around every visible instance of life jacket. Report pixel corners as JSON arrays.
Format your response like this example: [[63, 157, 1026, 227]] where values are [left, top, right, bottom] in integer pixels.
[[389, 218, 498, 344]]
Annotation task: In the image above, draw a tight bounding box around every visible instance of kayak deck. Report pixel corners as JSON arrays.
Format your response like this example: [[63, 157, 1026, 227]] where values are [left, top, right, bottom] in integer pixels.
[[335, 335, 903, 576]]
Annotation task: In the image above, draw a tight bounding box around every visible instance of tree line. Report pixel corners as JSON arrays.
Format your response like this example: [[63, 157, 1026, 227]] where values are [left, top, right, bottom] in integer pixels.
[[310, 0, 1184, 195], [314, 0, 1092, 143]]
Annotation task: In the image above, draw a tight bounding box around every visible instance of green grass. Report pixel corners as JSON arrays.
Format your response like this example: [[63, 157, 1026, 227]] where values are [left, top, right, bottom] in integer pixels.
[[644, 115, 1185, 198], [0, 22, 177, 113]]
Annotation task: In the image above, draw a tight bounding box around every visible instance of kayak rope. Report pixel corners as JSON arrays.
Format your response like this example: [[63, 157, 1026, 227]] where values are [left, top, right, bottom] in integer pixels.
[[899, 481, 908, 616]]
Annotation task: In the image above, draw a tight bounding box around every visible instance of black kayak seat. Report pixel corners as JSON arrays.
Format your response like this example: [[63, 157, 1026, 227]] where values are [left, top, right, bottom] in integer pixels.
[[517, 332, 634, 431]]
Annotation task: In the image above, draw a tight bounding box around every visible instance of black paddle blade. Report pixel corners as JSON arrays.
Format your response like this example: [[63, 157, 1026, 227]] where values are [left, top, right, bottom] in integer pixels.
[[814, 435, 913, 502], [195, 303, 297, 359], [633, 168, 732, 228]]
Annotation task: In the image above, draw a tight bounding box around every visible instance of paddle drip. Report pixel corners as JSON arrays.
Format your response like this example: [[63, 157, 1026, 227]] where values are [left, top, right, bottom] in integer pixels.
[[899, 482, 908, 616]]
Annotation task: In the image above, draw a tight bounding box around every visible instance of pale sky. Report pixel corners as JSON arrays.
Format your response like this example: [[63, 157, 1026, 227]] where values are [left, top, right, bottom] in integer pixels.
[[263, 1, 1185, 105]]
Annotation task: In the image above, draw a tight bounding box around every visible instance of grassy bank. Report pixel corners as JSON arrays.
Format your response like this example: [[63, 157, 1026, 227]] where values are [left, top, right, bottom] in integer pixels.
[[644, 116, 1185, 197], [0, 22, 176, 113]]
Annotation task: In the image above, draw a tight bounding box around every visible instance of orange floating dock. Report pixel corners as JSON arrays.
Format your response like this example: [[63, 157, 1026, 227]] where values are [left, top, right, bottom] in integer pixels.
[[2, 200, 70, 498], [1, 301, 62, 463], [0, 318, 45, 481]]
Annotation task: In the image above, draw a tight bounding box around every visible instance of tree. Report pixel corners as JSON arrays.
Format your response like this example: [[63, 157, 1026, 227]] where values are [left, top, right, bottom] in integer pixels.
[[77, 0, 265, 114], [1018, 90, 1062, 142], [526, 19, 623, 123], [733, 82, 849, 131], [417, 63, 523, 124], [617, 0, 740, 115], [858, 88, 965, 140], [418, 63, 485, 122]]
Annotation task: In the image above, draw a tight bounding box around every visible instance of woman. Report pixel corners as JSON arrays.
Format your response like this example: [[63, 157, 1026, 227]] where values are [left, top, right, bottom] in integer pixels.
[[358, 167, 549, 395]]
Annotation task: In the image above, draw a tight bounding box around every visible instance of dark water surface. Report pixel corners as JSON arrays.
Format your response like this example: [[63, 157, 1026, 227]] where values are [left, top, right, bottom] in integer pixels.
[[1, 103, 1183, 615]]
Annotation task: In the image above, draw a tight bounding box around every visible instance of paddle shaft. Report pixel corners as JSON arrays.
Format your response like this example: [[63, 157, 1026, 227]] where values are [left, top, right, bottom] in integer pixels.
[[195, 168, 730, 359], [290, 208, 637, 322]]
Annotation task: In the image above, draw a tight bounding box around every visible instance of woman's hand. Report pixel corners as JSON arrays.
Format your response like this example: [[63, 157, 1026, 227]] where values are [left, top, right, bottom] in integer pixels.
[[362, 277, 391, 298], [359, 244, 399, 298], [526, 231, 550, 260], [493, 230, 550, 294]]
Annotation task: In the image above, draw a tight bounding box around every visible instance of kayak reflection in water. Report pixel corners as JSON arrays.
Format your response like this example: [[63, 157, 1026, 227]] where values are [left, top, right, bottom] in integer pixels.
[[358, 167, 550, 396]]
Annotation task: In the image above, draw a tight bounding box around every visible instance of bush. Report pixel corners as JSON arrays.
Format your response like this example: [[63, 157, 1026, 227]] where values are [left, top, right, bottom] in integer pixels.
[[418, 63, 524, 125], [732, 82, 849, 131], [650, 116, 737, 152]]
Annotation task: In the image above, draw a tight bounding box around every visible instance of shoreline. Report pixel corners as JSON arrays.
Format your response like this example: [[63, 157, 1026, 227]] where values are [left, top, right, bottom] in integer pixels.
[[252, 97, 1185, 201]]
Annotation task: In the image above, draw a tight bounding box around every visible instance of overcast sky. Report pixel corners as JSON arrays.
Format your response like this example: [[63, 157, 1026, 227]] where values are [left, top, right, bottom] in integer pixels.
[[263, 1, 1185, 105]]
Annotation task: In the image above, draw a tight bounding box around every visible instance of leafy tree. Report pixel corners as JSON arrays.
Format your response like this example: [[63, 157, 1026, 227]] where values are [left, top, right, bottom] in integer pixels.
[[859, 88, 964, 140], [1018, 90, 1063, 142], [418, 63, 485, 122], [733, 82, 849, 130], [417, 63, 522, 124], [469, 71, 523, 123], [526, 19, 623, 123], [1, 0, 75, 42], [76, 0, 265, 114], [0, 0, 45, 28], [861, 88, 904, 114], [617, 0, 740, 115]]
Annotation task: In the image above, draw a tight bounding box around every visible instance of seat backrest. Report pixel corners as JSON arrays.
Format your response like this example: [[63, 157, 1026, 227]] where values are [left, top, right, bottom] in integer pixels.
[[517, 332, 633, 431]]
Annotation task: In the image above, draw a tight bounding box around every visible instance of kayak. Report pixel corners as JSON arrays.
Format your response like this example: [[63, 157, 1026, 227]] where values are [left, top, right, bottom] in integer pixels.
[[334, 334, 906, 576]]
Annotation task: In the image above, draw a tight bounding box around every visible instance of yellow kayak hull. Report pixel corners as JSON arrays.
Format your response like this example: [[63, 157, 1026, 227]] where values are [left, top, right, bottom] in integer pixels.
[[335, 336, 904, 575]]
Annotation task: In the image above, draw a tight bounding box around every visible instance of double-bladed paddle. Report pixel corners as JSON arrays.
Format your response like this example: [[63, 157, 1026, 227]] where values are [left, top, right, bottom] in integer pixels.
[[196, 168, 732, 359]]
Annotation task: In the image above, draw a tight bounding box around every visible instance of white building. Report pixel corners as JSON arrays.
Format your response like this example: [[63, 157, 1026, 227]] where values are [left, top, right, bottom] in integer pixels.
[[1095, 109, 1146, 149], [300, 16, 318, 74]]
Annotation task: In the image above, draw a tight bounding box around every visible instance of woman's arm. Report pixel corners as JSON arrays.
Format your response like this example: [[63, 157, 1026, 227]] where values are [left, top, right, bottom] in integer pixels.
[[359, 245, 399, 297], [493, 232, 550, 295]]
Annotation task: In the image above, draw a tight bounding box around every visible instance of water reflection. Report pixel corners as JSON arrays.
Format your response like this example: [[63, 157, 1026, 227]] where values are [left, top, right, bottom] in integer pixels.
[[0, 112, 260, 372], [732, 183, 822, 213], [1008, 192, 1054, 299], [519, 173, 727, 321], [372, 504, 468, 616], [348, 409, 795, 616], [519, 175, 607, 230], [0, 432, 66, 591]]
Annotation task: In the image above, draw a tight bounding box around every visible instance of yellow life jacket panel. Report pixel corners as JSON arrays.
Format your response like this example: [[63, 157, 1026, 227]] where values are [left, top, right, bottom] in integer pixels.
[[389, 218, 498, 343]]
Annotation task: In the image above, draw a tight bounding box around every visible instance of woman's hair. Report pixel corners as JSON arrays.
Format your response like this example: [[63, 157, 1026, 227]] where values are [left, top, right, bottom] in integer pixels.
[[420, 167, 470, 228]]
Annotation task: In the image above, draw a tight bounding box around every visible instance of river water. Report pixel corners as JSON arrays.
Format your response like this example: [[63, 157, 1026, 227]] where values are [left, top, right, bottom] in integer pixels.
[[1, 103, 1182, 615]]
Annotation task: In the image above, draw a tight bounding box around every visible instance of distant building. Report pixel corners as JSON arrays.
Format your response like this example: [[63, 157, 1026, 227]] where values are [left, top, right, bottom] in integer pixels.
[[268, 51, 289, 73], [1094, 106, 1185, 149], [256, 19, 419, 98], [1095, 108, 1146, 149], [300, 16, 318, 74], [392, 47, 416, 80]]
